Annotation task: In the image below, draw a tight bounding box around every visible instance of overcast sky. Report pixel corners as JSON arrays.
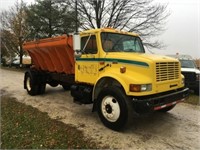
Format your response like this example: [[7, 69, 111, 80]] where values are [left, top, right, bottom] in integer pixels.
[[153, 0, 200, 59], [0, 0, 199, 58]]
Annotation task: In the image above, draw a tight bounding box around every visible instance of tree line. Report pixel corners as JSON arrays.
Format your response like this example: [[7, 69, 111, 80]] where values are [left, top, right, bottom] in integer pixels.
[[0, 0, 169, 65]]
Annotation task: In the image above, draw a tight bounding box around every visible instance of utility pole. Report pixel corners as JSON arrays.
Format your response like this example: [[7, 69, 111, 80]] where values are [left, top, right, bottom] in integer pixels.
[[75, 0, 78, 33]]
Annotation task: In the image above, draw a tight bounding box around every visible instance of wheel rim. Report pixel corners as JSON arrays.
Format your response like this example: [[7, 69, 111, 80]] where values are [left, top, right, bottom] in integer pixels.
[[101, 96, 120, 122], [26, 76, 31, 91]]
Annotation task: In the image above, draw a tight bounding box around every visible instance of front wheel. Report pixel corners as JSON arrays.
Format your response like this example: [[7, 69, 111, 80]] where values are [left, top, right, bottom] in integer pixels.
[[97, 86, 133, 131]]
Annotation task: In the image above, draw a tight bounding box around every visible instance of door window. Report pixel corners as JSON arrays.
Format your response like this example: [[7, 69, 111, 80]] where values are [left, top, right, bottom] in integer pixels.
[[81, 35, 97, 54]]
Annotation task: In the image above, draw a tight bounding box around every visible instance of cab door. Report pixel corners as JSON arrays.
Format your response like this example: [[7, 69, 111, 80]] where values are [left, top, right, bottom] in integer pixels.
[[75, 34, 99, 84]]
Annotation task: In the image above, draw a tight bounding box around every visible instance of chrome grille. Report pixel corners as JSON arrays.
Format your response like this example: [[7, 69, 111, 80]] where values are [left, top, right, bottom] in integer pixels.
[[156, 62, 179, 82]]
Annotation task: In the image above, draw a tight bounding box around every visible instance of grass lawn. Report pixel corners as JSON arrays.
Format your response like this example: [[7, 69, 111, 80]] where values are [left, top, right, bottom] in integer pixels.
[[1, 96, 103, 149]]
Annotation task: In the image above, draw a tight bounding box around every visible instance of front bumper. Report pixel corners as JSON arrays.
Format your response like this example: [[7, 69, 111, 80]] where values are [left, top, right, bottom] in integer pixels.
[[132, 88, 189, 113]]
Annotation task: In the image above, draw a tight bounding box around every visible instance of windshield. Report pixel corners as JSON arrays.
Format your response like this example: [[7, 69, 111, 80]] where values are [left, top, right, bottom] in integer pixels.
[[101, 32, 145, 53], [179, 60, 196, 68]]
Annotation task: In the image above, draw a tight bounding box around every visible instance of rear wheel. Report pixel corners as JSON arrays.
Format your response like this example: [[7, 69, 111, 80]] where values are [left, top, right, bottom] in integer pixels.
[[38, 83, 46, 94], [24, 72, 39, 96], [97, 86, 133, 131]]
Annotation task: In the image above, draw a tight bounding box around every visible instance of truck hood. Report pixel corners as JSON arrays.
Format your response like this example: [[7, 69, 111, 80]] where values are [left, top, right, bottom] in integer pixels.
[[104, 52, 178, 65], [181, 68, 200, 74]]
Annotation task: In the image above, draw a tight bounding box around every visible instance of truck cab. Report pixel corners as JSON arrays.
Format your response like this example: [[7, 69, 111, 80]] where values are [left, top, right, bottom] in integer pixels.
[[75, 28, 186, 97]]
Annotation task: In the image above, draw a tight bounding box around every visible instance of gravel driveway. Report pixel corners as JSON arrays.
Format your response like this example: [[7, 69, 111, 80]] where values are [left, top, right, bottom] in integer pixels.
[[1, 68, 200, 149]]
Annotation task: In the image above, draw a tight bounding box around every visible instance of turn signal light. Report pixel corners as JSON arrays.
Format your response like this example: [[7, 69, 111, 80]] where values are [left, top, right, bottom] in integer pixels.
[[129, 84, 152, 92], [129, 84, 141, 92]]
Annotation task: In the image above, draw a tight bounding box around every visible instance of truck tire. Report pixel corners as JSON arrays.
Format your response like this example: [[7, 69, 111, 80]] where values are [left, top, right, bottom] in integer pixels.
[[38, 83, 46, 94], [97, 86, 133, 131], [24, 71, 39, 96], [157, 104, 176, 112]]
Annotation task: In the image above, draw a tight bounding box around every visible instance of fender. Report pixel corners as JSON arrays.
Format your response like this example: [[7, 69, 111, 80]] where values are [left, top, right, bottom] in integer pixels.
[[93, 68, 152, 100], [92, 72, 128, 100]]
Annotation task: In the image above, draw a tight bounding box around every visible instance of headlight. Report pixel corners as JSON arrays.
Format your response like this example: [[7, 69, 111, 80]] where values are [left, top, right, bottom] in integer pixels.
[[129, 84, 152, 92]]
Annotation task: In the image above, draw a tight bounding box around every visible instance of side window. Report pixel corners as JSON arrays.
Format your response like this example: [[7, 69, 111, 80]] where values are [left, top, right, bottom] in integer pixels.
[[81, 35, 97, 54]]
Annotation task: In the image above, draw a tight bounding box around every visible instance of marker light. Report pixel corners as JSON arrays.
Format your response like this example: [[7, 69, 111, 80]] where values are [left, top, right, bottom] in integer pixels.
[[120, 66, 126, 73]]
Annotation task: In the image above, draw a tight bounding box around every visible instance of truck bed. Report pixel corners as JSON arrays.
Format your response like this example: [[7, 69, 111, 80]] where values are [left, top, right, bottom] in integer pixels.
[[23, 35, 75, 74]]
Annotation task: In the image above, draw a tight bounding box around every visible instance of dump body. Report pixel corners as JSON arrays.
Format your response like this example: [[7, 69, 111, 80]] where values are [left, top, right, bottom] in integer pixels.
[[23, 35, 75, 74]]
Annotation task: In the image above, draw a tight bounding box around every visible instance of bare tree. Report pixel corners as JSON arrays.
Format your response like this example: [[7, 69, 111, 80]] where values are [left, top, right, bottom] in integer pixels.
[[0, 0, 29, 66], [71, 0, 169, 49]]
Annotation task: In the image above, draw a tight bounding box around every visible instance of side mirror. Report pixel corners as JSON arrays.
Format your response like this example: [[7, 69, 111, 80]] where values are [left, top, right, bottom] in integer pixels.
[[73, 34, 82, 58]]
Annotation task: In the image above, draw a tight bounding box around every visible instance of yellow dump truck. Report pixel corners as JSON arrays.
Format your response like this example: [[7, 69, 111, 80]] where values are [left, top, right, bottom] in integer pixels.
[[23, 28, 189, 131]]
